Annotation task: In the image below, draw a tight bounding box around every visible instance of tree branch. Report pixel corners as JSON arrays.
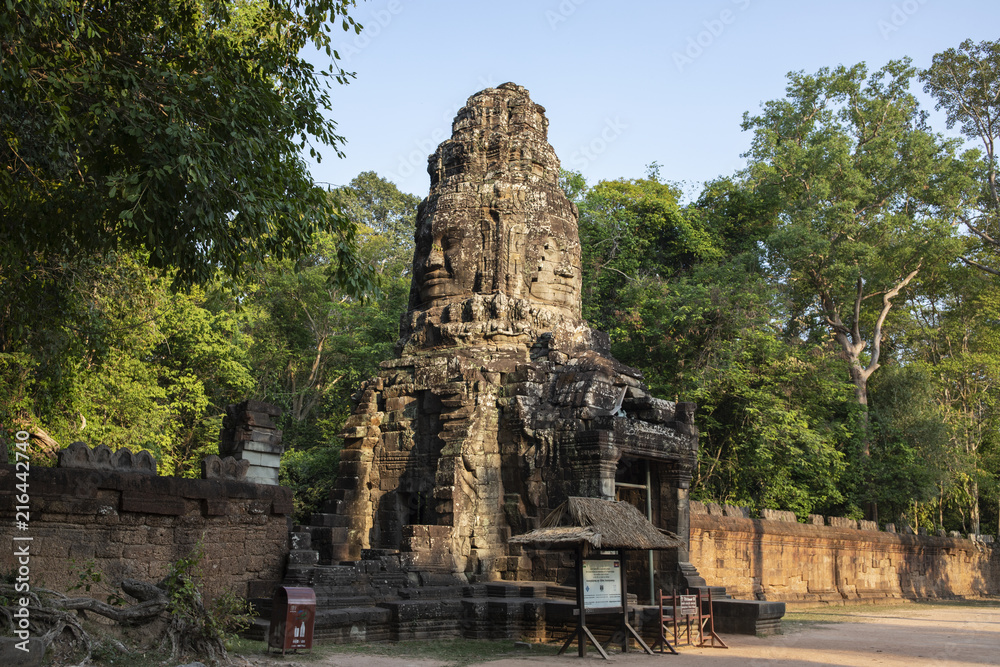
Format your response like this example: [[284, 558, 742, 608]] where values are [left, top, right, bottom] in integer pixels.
[[960, 255, 1000, 275], [866, 262, 921, 376]]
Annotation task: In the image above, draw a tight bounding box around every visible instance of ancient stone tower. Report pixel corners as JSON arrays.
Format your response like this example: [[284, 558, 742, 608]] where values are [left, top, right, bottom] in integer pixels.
[[313, 83, 699, 586]]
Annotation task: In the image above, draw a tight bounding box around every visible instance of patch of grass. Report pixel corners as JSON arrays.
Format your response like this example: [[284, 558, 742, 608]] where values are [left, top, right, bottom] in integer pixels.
[[910, 597, 1000, 608], [233, 638, 561, 666]]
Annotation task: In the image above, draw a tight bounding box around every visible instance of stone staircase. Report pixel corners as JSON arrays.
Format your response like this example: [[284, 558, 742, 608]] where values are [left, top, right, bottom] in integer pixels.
[[246, 525, 782, 643]]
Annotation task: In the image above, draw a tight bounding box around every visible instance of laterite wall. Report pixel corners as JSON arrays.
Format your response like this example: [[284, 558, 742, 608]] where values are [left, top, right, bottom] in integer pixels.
[[689, 502, 999, 603], [0, 465, 291, 599]]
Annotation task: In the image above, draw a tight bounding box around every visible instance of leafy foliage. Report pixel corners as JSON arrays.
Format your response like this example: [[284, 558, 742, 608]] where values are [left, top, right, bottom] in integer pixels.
[[1, 0, 374, 293], [743, 59, 969, 416], [161, 540, 254, 662], [920, 38, 1000, 275], [577, 175, 721, 328], [0, 252, 254, 475], [249, 172, 418, 520]]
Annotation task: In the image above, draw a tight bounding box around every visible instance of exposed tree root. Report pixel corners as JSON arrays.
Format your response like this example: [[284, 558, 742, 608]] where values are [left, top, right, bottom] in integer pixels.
[[1, 577, 235, 665]]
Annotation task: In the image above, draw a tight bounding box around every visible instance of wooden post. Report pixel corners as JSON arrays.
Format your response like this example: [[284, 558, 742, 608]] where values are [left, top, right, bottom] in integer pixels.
[[619, 548, 653, 655], [577, 546, 586, 658], [619, 549, 629, 653], [558, 545, 609, 660]]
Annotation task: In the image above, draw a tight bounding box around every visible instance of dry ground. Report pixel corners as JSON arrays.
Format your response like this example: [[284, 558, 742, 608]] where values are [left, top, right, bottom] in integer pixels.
[[240, 600, 1000, 667]]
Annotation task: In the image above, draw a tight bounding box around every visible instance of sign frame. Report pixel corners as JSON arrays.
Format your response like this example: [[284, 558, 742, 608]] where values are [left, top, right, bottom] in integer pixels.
[[678, 594, 698, 617], [582, 557, 623, 610]]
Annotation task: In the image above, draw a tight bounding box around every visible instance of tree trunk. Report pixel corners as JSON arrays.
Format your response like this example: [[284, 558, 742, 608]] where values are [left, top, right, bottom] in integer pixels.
[[847, 362, 873, 455], [30, 427, 61, 462], [972, 479, 980, 536]]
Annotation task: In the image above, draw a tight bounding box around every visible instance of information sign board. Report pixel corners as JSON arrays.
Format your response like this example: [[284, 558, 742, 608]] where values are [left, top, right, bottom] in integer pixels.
[[678, 594, 698, 617], [582, 559, 621, 609]]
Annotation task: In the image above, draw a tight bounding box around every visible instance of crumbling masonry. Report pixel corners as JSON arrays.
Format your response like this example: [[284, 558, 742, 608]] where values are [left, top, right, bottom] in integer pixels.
[[304, 83, 701, 591]]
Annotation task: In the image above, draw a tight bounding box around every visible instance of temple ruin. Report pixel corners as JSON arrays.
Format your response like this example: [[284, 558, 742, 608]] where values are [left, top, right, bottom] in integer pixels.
[[9, 84, 1000, 654], [307, 82, 701, 592]]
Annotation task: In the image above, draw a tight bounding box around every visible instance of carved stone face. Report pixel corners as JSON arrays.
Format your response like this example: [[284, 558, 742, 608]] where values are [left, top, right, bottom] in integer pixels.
[[414, 209, 481, 306], [412, 198, 582, 320], [526, 217, 581, 310]]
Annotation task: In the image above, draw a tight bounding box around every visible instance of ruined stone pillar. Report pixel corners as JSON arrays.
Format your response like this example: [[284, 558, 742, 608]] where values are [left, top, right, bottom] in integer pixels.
[[218, 400, 284, 485]]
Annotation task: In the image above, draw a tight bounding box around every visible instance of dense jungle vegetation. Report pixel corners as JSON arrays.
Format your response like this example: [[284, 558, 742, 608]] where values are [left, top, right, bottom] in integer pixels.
[[3, 4, 999, 537]]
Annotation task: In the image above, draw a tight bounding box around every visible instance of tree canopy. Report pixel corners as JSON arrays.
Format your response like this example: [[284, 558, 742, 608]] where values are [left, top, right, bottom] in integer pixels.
[[742, 59, 969, 416], [1, 0, 373, 293], [921, 38, 1000, 275]]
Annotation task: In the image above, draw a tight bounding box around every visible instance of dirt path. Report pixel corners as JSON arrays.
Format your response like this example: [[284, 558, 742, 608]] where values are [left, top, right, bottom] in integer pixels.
[[244, 602, 1000, 667]]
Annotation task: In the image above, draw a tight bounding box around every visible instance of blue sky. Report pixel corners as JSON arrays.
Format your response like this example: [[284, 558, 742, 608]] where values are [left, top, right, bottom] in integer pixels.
[[303, 0, 999, 200]]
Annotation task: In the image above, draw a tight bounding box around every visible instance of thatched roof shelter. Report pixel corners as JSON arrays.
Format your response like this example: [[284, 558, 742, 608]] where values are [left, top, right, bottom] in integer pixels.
[[509, 497, 683, 551]]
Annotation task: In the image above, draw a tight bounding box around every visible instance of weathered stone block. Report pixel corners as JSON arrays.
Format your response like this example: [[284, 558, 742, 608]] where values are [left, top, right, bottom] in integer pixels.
[[121, 493, 185, 516], [762, 509, 798, 523], [724, 505, 750, 518], [287, 550, 320, 566]]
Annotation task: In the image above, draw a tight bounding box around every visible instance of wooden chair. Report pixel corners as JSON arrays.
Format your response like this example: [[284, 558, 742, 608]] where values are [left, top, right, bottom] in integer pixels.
[[693, 587, 727, 649], [652, 589, 690, 653]]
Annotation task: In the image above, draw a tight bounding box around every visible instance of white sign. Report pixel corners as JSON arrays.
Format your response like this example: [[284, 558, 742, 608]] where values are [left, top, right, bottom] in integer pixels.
[[679, 595, 698, 616], [582, 559, 621, 609]]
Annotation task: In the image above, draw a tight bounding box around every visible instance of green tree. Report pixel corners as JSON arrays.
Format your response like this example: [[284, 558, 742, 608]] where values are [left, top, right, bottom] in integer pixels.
[[904, 263, 1000, 534], [559, 168, 588, 203], [337, 170, 421, 278], [577, 175, 721, 328], [576, 171, 854, 516], [607, 263, 852, 517], [0, 252, 253, 475], [248, 174, 418, 439], [249, 173, 419, 520], [1, 0, 373, 293], [853, 364, 952, 528], [742, 60, 968, 445], [921, 38, 1000, 275]]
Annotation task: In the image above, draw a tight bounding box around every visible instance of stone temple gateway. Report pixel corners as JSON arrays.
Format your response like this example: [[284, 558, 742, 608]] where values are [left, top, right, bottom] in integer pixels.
[[307, 83, 702, 595]]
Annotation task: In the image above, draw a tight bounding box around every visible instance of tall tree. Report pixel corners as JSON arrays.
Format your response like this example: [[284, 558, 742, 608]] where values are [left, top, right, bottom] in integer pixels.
[[1, 0, 373, 293], [611, 266, 852, 517], [904, 262, 1000, 534], [921, 38, 1000, 275], [248, 173, 418, 447], [336, 170, 421, 278], [742, 60, 968, 446]]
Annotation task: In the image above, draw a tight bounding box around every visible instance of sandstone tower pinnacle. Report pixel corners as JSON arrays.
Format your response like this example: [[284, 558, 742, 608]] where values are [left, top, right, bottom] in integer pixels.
[[315, 84, 699, 586]]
